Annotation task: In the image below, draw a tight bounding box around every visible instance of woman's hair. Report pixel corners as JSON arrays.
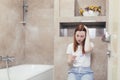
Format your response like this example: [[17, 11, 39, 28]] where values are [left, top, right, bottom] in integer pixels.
[[73, 24, 86, 54]]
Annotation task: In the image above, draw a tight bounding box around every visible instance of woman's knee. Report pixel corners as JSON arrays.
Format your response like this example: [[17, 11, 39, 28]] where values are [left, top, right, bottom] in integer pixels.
[[81, 73, 94, 80], [68, 73, 76, 80]]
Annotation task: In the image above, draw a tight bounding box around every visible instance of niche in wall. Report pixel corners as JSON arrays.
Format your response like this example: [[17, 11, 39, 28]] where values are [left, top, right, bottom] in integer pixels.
[[60, 22, 106, 39]]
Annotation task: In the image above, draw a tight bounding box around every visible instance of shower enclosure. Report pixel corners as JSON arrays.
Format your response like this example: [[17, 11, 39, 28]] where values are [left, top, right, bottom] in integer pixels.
[[0, 0, 54, 80]]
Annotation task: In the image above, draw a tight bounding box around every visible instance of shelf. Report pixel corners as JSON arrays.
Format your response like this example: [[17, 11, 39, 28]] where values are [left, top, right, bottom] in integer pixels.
[[75, 0, 106, 16], [60, 21, 106, 37], [60, 22, 105, 28], [59, 16, 106, 22]]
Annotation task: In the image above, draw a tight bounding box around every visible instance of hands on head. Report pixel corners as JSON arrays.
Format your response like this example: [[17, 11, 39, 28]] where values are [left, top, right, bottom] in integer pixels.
[[84, 25, 89, 32]]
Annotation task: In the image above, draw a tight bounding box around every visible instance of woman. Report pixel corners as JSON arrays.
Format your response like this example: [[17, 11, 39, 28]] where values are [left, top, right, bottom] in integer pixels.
[[66, 24, 94, 80]]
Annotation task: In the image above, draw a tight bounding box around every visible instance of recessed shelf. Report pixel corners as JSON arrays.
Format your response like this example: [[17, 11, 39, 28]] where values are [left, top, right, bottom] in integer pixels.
[[59, 16, 106, 22], [60, 22, 106, 37], [75, 0, 106, 16], [60, 22, 106, 28]]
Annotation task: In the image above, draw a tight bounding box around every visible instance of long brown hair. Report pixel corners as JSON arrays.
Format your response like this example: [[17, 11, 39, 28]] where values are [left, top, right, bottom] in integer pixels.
[[73, 24, 86, 54]]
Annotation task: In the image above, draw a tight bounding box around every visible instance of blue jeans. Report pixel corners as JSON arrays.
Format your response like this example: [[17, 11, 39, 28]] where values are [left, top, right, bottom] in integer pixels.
[[68, 67, 94, 80]]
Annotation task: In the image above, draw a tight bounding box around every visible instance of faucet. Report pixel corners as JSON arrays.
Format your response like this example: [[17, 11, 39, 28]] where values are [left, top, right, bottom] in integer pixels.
[[1, 56, 15, 62]]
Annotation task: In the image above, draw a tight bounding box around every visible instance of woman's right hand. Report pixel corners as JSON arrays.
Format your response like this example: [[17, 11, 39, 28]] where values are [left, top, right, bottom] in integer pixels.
[[84, 25, 89, 31], [71, 55, 76, 62], [67, 54, 76, 66]]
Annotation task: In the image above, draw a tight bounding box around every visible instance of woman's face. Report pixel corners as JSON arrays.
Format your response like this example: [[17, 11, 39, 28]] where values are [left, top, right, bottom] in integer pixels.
[[75, 31, 86, 44]]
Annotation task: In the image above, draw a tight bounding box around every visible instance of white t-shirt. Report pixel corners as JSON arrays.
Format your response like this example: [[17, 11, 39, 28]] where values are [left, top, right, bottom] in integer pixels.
[[66, 43, 94, 67]]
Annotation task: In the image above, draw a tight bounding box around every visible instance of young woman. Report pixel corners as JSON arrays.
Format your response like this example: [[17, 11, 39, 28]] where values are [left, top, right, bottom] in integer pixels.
[[66, 24, 94, 80]]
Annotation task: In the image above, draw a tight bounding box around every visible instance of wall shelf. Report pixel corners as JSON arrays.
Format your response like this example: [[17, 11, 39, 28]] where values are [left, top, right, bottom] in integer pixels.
[[74, 0, 106, 16], [59, 16, 106, 22], [60, 22, 106, 28], [60, 22, 106, 37]]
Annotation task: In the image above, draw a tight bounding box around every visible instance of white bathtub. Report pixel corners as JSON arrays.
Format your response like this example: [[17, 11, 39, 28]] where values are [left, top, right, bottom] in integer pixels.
[[0, 64, 54, 80]]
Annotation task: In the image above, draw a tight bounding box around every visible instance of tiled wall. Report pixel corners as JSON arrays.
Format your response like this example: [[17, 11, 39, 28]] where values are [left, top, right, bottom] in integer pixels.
[[0, 0, 24, 68], [0, 0, 54, 68], [108, 0, 120, 80], [24, 0, 54, 64], [54, 0, 107, 80]]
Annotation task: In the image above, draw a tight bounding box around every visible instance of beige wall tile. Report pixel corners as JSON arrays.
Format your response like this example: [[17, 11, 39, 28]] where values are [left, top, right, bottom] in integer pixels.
[[0, 0, 54, 68]]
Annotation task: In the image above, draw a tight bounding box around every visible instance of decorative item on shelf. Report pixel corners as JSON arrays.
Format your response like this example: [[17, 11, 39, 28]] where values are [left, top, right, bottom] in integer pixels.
[[79, 5, 101, 16]]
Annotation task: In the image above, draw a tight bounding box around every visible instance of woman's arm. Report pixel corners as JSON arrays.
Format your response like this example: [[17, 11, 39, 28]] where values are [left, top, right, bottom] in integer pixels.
[[67, 54, 76, 66], [84, 26, 93, 53]]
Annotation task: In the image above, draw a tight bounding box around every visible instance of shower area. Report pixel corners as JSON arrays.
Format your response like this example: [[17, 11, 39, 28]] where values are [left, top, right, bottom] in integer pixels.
[[0, 0, 54, 80]]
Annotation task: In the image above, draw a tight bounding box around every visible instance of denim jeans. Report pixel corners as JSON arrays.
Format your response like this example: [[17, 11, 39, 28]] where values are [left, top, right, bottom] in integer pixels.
[[68, 67, 94, 80]]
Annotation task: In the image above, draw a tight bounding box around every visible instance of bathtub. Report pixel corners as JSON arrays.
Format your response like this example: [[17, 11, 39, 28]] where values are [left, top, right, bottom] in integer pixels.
[[0, 64, 54, 80]]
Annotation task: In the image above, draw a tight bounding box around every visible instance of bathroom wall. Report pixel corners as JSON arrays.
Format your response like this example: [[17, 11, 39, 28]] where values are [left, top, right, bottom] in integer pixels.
[[54, 36, 108, 80], [0, 0, 24, 68], [54, 37, 72, 80], [0, 0, 54, 68], [54, 0, 108, 80], [55, 1, 120, 80], [108, 0, 120, 80], [24, 0, 54, 64]]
